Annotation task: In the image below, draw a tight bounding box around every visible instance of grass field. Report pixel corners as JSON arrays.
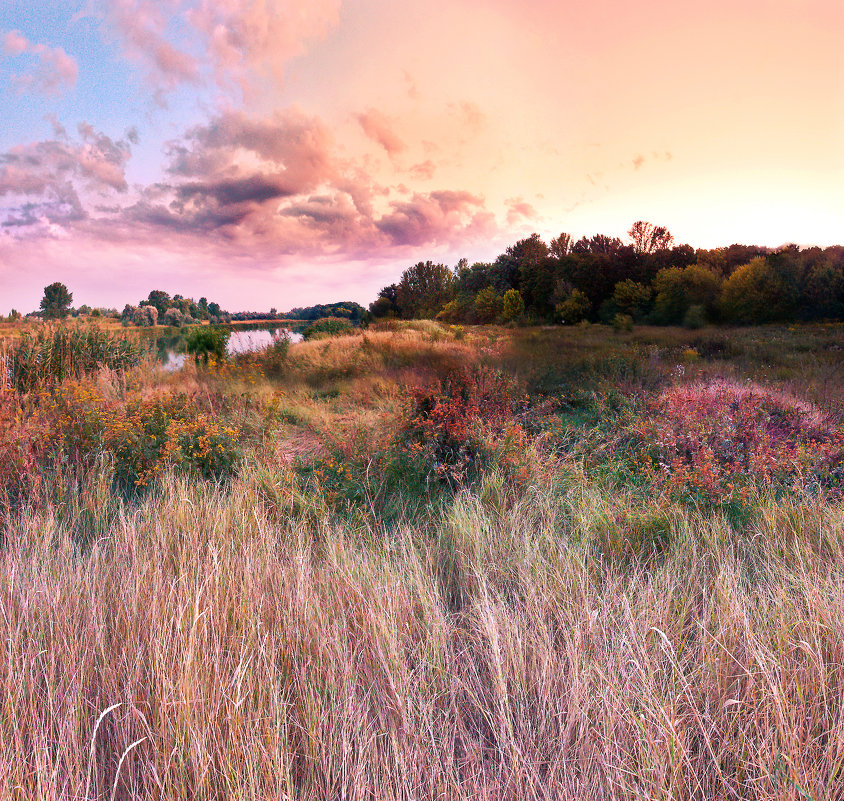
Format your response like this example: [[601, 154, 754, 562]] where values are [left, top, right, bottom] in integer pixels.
[[1, 320, 844, 799]]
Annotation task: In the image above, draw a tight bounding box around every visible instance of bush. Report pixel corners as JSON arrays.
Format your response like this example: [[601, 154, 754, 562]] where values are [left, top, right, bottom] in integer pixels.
[[683, 304, 707, 329], [501, 289, 525, 322], [556, 289, 591, 324], [262, 338, 291, 376], [612, 313, 634, 332], [303, 317, 355, 339], [47, 386, 241, 490], [400, 366, 528, 489], [132, 306, 158, 327], [720, 256, 799, 323], [612, 280, 651, 321], [184, 326, 229, 365], [634, 380, 844, 500], [473, 287, 503, 323], [163, 307, 184, 327]]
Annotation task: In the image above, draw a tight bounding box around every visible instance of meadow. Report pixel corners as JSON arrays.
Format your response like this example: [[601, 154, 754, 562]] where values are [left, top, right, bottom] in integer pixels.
[[1, 319, 844, 799]]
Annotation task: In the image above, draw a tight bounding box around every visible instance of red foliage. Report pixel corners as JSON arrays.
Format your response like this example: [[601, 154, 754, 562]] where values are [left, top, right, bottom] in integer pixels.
[[403, 366, 529, 487], [636, 380, 844, 498]]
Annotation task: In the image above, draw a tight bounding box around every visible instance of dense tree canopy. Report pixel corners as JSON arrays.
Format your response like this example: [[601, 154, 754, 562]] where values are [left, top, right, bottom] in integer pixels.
[[369, 222, 844, 328], [395, 261, 454, 319]]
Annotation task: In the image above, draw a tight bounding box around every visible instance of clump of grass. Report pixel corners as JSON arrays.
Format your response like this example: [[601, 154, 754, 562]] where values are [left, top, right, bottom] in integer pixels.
[[3, 463, 844, 797]]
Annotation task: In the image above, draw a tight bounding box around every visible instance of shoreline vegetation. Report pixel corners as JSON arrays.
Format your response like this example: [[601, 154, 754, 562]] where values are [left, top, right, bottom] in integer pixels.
[[1, 319, 844, 797]]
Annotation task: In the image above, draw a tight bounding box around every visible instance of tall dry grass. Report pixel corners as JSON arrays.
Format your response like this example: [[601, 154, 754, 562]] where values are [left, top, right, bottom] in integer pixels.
[[2, 463, 844, 799]]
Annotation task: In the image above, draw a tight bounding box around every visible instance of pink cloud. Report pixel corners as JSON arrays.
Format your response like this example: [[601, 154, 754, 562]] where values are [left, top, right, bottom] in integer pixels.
[[408, 161, 436, 180], [356, 109, 406, 157], [186, 0, 341, 93], [96, 0, 199, 91], [506, 196, 538, 225], [376, 190, 491, 247], [2, 31, 78, 96], [0, 124, 133, 227], [2, 31, 29, 56]]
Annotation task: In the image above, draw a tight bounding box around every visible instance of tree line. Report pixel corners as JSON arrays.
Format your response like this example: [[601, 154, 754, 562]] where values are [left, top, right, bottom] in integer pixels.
[[12, 285, 368, 327], [369, 223, 844, 327]]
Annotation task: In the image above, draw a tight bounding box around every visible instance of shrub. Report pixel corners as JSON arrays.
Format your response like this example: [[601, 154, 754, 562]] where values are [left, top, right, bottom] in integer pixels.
[[634, 380, 844, 500], [556, 289, 591, 323], [683, 303, 707, 329], [261, 338, 291, 376], [720, 256, 799, 323], [436, 297, 473, 323], [184, 326, 229, 365], [612, 280, 651, 321], [474, 287, 503, 323], [501, 289, 525, 322], [400, 366, 528, 488], [132, 306, 158, 327], [612, 313, 634, 332], [303, 317, 355, 340], [47, 386, 241, 489], [163, 307, 184, 327]]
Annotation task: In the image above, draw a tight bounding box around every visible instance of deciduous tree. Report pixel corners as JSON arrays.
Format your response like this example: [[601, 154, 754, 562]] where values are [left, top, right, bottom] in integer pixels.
[[40, 282, 73, 319]]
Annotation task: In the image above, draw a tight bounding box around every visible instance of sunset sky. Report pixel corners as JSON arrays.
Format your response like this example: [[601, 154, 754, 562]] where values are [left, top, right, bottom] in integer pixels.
[[1, 0, 842, 313]]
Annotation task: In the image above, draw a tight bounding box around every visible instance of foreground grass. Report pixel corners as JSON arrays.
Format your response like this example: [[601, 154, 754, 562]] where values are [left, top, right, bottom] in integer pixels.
[[2, 321, 844, 799], [4, 467, 844, 799]]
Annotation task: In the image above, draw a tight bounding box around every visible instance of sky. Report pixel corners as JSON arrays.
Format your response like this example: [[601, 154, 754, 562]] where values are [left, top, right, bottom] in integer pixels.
[[0, 0, 842, 313]]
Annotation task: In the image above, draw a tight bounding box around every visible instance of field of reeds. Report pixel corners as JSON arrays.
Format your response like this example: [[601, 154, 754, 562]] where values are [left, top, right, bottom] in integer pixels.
[[2, 319, 844, 799]]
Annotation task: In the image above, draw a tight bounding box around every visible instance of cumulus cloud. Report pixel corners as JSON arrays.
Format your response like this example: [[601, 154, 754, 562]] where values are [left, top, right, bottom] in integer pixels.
[[356, 109, 406, 157], [376, 190, 493, 247], [0, 124, 133, 227], [1, 103, 500, 264], [93, 0, 341, 99], [2, 31, 78, 97], [111, 107, 498, 258]]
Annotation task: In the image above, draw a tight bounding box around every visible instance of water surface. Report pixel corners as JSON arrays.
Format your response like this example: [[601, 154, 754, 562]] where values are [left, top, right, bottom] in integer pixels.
[[158, 326, 303, 370]]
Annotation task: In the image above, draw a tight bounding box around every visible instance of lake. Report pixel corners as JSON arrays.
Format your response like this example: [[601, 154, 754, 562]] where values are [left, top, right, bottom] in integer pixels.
[[159, 326, 304, 370]]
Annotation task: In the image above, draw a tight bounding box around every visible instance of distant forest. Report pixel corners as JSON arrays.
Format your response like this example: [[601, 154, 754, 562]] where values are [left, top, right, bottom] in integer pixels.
[[369, 222, 844, 327]]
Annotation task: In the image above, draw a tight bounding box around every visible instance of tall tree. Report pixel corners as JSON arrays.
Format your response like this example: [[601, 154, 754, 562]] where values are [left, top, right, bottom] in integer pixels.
[[396, 261, 454, 318], [143, 290, 172, 317], [628, 221, 674, 254], [492, 233, 549, 294], [549, 232, 573, 258], [40, 282, 73, 319]]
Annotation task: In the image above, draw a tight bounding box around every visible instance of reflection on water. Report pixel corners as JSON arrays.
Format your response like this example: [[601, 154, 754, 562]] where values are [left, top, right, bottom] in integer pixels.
[[160, 327, 303, 371], [227, 328, 303, 354]]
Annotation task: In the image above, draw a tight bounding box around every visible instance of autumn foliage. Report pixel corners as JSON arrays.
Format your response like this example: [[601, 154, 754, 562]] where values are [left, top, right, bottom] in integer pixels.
[[636, 380, 844, 499]]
